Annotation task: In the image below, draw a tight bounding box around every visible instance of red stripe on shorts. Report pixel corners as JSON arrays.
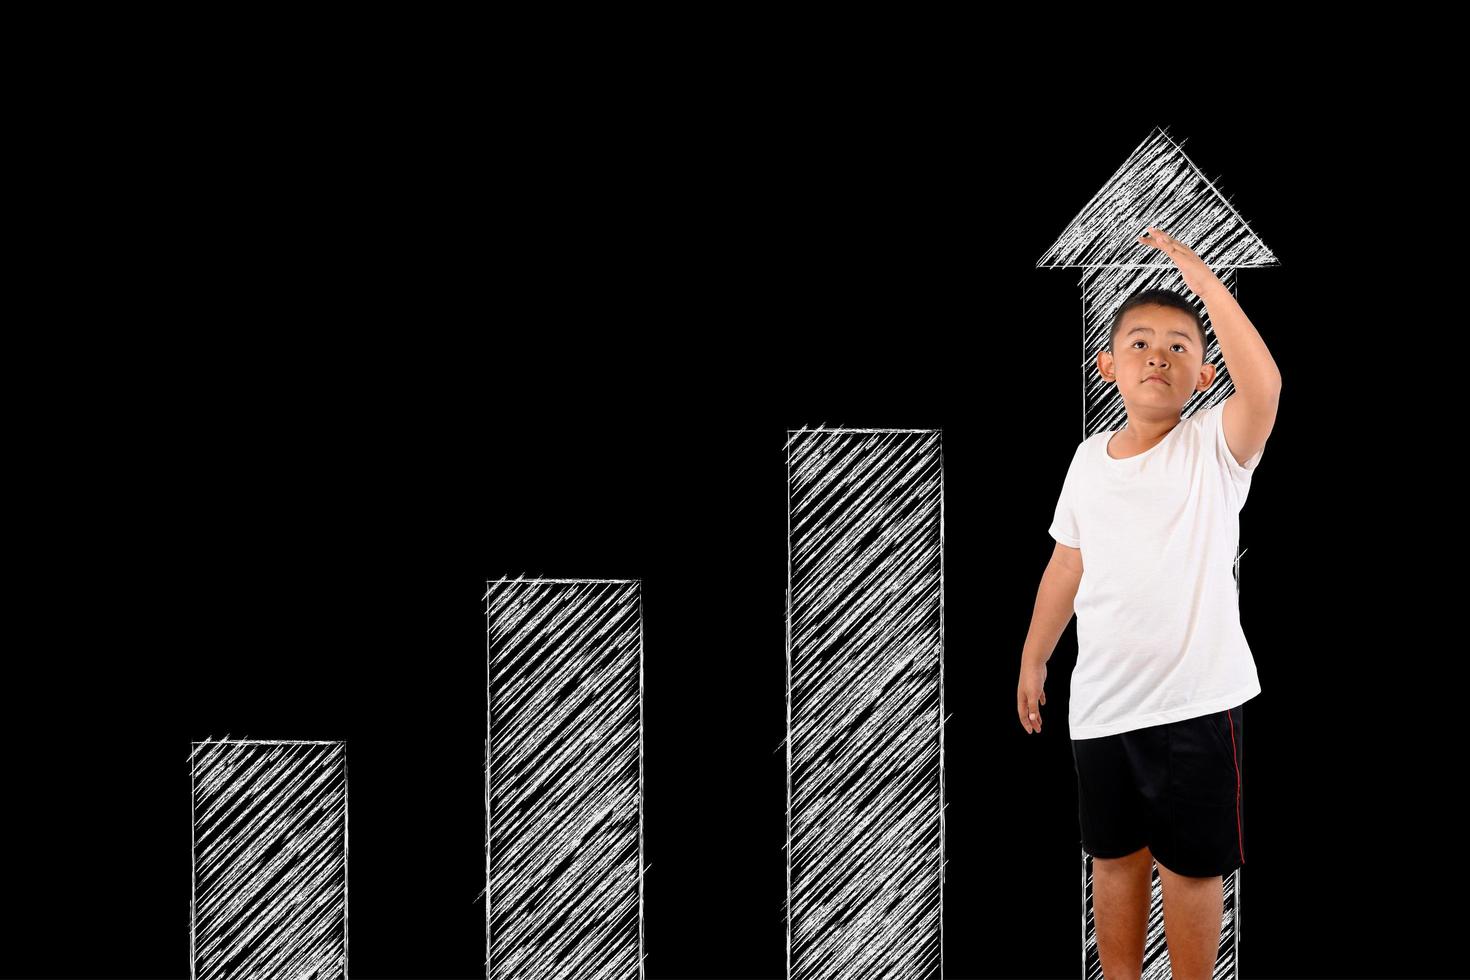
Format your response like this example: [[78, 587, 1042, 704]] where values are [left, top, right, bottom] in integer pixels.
[[1228, 709, 1244, 865]]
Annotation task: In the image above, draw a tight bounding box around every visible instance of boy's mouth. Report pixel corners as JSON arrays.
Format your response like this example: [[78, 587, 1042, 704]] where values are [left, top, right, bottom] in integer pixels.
[[1143, 375, 1169, 385]]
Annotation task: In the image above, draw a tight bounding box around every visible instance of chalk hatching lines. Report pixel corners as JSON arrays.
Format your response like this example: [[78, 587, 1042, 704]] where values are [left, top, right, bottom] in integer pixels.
[[191, 738, 347, 980], [787, 429, 944, 980], [484, 578, 643, 980]]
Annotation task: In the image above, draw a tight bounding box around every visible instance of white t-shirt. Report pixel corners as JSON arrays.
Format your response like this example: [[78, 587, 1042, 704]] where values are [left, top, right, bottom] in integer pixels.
[[1048, 398, 1266, 739]]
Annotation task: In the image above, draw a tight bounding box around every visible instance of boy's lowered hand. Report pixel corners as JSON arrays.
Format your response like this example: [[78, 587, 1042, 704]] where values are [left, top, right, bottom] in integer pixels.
[[1017, 662, 1048, 735]]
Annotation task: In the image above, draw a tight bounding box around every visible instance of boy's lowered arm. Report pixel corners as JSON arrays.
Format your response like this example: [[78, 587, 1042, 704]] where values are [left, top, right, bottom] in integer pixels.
[[1020, 546, 1083, 669]]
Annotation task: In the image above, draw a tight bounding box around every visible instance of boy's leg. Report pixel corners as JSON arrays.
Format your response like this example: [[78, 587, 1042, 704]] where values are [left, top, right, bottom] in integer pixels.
[[1155, 859, 1224, 980], [1091, 844, 1152, 980]]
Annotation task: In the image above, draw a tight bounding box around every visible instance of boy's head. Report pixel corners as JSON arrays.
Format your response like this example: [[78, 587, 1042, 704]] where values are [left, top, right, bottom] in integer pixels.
[[1099, 288, 1216, 410]]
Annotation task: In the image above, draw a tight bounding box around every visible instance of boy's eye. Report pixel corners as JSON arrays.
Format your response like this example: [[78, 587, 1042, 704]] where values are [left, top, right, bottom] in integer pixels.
[[1132, 341, 1186, 353]]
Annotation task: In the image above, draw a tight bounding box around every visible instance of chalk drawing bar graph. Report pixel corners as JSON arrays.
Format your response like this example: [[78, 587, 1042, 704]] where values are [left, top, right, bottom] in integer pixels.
[[786, 428, 945, 980], [484, 578, 643, 980], [190, 738, 348, 980]]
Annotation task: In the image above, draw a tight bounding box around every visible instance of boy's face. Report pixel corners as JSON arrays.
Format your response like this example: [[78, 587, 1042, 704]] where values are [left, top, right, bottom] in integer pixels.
[[1099, 303, 1215, 410]]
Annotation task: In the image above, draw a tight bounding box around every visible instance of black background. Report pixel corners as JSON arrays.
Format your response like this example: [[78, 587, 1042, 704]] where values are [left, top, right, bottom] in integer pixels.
[[7, 64, 1460, 980]]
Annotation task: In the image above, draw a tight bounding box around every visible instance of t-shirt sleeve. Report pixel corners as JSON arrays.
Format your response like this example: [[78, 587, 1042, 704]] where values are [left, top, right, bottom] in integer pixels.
[[1047, 441, 1086, 548], [1209, 397, 1266, 508]]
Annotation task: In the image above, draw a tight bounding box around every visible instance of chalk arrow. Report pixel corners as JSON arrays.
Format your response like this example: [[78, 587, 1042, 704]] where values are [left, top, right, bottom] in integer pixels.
[[1037, 124, 1279, 439], [1039, 125, 1262, 977]]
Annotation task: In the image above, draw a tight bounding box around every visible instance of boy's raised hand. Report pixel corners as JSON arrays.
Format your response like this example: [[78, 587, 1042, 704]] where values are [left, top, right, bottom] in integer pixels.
[[1017, 662, 1047, 734], [1137, 226, 1221, 298]]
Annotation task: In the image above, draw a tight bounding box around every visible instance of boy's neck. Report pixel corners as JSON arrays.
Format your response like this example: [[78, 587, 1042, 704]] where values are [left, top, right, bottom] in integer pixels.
[[1120, 413, 1181, 447]]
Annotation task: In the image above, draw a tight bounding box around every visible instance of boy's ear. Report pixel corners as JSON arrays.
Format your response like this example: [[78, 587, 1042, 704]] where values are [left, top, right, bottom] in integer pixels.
[[1097, 349, 1117, 383], [1195, 361, 1219, 390]]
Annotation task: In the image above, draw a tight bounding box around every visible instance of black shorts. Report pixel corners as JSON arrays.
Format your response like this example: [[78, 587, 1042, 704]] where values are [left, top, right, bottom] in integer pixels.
[[1071, 704, 1246, 878]]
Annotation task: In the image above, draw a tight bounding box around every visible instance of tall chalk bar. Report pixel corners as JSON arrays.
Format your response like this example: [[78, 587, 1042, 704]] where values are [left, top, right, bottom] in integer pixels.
[[485, 578, 643, 980], [1040, 126, 1262, 975], [191, 739, 348, 980], [785, 428, 945, 980]]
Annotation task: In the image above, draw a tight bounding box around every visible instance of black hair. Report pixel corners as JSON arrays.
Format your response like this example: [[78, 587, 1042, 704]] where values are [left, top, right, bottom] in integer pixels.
[[1106, 288, 1208, 355]]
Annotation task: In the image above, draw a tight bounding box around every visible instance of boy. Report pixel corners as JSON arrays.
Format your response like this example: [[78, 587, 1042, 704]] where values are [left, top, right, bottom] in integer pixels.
[[1016, 228, 1282, 980]]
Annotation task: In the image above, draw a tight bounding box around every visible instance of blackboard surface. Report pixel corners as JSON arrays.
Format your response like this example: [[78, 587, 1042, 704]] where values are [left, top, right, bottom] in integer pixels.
[[6, 79, 1457, 980]]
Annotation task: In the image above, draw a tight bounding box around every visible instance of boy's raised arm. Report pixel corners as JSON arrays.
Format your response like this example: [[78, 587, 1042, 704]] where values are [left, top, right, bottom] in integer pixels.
[[1138, 226, 1282, 462]]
